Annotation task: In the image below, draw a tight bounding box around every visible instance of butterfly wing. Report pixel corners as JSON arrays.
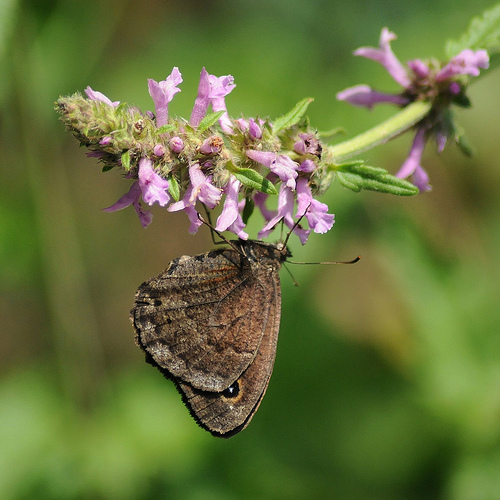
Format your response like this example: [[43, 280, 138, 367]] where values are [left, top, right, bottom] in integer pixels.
[[131, 247, 274, 392]]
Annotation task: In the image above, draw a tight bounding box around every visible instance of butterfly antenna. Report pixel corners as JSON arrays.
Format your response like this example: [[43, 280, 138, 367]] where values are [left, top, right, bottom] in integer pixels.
[[289, 255, 361, 265]]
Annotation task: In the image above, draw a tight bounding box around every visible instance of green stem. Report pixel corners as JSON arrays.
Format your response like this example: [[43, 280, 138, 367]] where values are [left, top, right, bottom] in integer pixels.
[[328, 101, 432, 162]]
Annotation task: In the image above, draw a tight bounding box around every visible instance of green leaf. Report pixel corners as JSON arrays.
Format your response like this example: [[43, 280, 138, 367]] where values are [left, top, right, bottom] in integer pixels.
[[168, 175, 180, 201], [273, 98, 314, 134], [242, 197, 255, 225], [197, 111, 225, 133], [446, 3, 500, 57], [121, 150, 131, 170], [232, 168, 278, 195], [335, 162, 419, 196], [157, 124, 176, 134]]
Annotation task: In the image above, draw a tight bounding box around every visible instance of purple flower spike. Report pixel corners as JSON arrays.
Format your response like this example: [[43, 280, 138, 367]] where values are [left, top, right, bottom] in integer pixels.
[[396, 128, 431, 192], [102, 181, 152, 228], [85, 86, 119, 107], [337, 84, 409, 109], [354, 28, 411, 87], [436, 49, 489, 81], [246, 150, 298, 189], [296, 178, 335, 234], [148, 67, 183, 127], [138, 158, 171, 206], [216, 176, 249, 240]]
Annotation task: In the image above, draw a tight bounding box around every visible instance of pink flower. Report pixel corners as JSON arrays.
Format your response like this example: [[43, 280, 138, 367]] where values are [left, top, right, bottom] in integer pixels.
[[396, 128, 431, 192], [102, 181, 152, 228], [215, 176, 249, 240], [138, 158, 171, 206], [190, 68, 236, 133], [337, 28, 490, 192], [337, 84, 409, 109], [148, 67, 183, 127], [436, 49, 489, 80], [296, 178, 335, 234], [168, 163, 222, 233], [258, 185, 311, 244], [246, 150, 298, 190], [354, 28, 410, 87]]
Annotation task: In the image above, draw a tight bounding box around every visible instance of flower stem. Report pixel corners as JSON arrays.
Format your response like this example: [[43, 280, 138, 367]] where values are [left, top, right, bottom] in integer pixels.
[[328, 101, 432, 162]]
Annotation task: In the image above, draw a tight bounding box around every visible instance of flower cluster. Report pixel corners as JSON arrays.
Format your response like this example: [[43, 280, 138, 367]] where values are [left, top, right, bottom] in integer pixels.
[[337, 28, 489, 191], [58, 68, 334, 244]]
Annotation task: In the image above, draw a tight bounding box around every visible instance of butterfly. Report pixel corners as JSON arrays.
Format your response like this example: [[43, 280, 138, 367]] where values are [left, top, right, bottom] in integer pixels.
[[131, 239, 291, 438]]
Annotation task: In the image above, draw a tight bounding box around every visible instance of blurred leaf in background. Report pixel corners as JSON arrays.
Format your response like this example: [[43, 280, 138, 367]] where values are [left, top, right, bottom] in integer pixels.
[[1, 0, 499, 498]]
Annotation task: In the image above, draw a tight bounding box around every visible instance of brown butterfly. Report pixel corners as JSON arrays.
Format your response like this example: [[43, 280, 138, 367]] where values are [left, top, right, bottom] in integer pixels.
[[131, 239, 290, 438]]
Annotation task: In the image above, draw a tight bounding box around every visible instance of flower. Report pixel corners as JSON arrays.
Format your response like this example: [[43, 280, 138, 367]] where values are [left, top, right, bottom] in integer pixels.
[[296, 178, 335, 233], [436, 49, 489, 81], [216, 176, 249, 240], [246, 150, 298, 189], [102, 181, 152, 228], [66, 66, 337, 243], [190, 68, 236, 133], [169, 136, 184, 154], [257, 184, 311, 244], [336, 84, 409, 109], [208, 73, 236, 134], [148, 67, 183, 127], [395, 128, 431, 192], [353, 28, 410, 87], [168, 163, 222, 234], [138, 158, 171, 206], [337, 28, 489, 191]]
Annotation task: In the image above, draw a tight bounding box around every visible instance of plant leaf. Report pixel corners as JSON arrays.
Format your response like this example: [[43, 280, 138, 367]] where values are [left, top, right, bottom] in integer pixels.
[[197, 111, 225, 133], [273, 98, 314, 134], [232, 168, 278, 195], [168, 175, 180, 201], [334, 162, 419, 196], [157, 124, 176, 134], [121, 150, 131, 170], [446, 3, 500, 57]]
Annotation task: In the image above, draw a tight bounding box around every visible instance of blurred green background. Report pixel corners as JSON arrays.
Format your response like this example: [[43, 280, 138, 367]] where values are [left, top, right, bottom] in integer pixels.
[[1, 0, 500, 498]]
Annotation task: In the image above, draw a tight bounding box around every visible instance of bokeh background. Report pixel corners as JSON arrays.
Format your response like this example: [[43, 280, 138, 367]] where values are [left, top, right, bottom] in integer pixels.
[[2, 0, 500, 498]]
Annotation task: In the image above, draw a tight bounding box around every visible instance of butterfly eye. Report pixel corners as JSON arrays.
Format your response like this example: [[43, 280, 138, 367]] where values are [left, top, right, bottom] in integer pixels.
[[222, 381, 240, 398]]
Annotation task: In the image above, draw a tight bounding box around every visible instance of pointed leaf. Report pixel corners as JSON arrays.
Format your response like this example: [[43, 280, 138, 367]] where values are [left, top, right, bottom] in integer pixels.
[[157, 124, 176, 134], [197, 111, 225, 133], [335, 162, 419, 196], [273, 98, 314, 134], [232, 168, 278, 195], [446, 4, 500, 57], [121, 150, 131, 170], [168, 174, 180, 201]]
